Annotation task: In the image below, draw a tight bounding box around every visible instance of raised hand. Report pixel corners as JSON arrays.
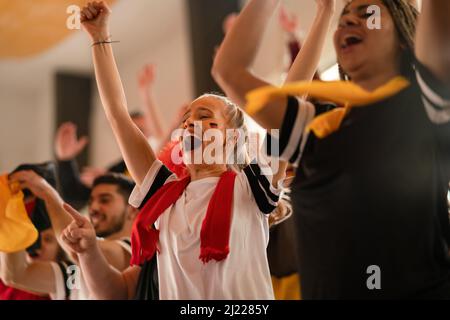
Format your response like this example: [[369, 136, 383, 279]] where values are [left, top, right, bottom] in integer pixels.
[[80, 1, 112, 41], [138, 64, 156, 90], [9, 170, 53, 200], [55, 122, 89, 161], [61, 203, 97, 254]]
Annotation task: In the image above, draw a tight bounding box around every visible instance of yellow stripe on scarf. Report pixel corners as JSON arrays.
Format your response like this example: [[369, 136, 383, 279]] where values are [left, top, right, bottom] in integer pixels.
[[0, 175, 38, 253], [246, 77, 410, 138]]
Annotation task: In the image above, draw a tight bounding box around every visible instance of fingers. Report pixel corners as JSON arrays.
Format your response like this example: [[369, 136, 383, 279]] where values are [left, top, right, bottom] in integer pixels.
[[81, 1, 111, 21], [61, 229, 83, 253], [56, 122, 76, 140], [62, 227, 79, 244], [61, 219, 95, 254], [76, 136, 89, 151], [70, 228, 93, 240], [66, 221, 92, 240], [8, 170, 36, 185], [56, 122, 88, 149], [81, 3, 96, 20], [59, 122, 76, 133], [92, 1, 112, 14], [63, 203, 89, 227], [8, 170, 28, 183], [82, 6, 93, 20], [87, 5, 98, 18], [80, 11, 87, 23], [9, 171, 32, 194]]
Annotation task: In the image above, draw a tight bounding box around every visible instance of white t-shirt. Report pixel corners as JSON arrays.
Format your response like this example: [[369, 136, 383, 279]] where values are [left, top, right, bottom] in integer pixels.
[[129, 160, 281, 300]]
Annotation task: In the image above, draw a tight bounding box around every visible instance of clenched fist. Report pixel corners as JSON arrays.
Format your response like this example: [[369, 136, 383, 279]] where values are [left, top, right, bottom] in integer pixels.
[[80, 1, 112, 42]]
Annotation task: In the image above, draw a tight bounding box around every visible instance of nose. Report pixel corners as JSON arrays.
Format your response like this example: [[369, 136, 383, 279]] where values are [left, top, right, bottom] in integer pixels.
[[339, 13, 362, 28], [89, 200, 100, 213], [183, 116, 195, 130]]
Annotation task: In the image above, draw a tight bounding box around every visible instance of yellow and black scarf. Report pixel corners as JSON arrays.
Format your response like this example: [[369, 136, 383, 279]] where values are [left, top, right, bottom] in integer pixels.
[[246, 77, 410, 138]]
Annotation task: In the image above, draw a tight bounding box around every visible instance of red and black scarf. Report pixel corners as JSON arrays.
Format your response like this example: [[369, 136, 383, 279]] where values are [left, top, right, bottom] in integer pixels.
[[131, 170, 237, 266]]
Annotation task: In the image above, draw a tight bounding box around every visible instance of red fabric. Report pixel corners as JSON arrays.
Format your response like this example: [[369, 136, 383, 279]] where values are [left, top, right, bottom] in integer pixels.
[[25, 199, 36, 216], [0, 280, 49, 300], [288, 39, 301, 66], [131, 170, 237, 266], [157, 141, 188, 179]]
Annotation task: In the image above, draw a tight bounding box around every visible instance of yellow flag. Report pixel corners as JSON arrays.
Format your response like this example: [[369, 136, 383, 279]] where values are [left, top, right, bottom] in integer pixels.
[[0, 175, 38, 253]]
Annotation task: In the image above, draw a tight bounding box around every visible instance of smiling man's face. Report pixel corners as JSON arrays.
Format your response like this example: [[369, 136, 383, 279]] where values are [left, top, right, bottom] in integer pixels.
[[88, 183, 128, 238]]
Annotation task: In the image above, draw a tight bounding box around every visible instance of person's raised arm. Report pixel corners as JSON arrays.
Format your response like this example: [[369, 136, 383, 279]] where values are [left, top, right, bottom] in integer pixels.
[[61, 204, 139, 299], [212, 0, 282, 108], [81, 1, 155, 186], [285, 0, 335, 83], [249, 0, 335, 131], [416, 0, 450, 83], [138, 64, 166, 141], [54, 122, 91, 208]]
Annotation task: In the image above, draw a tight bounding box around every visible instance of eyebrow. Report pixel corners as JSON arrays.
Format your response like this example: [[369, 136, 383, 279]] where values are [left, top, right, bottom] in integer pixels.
[[341, 4, 371, 16], [197, 107, 213, 114]]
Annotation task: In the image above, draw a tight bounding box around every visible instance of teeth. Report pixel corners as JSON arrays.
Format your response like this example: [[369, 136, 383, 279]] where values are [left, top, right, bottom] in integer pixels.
[[90, 213, 104, 225]]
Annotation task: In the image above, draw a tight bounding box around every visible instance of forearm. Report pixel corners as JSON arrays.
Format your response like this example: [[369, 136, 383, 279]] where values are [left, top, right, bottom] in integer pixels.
[[78, 244, 128, 300], [0, 252, 55, 295], [0, 252, 27, 285], [56, 159, 91, 209], [42, 188, 75, 253], [140, 89, 165, 140], [212, 0, 279, 106], [214, 0, 279, 73], [42, 189, 71, 236], [416, 0, 450, 83], [285, 6, 334, 83], [92, 43, 155, 185]]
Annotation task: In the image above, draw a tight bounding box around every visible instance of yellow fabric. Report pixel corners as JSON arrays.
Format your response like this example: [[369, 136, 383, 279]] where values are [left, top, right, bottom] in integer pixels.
[[246, 77, 410, 138], [0, 175, 38, 253], [0, 0, 115, 58], [271, 273, 301, 300]]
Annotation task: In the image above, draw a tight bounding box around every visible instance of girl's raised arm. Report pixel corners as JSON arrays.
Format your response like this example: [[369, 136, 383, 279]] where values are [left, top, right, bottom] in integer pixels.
[[81, 1, 155, 186]]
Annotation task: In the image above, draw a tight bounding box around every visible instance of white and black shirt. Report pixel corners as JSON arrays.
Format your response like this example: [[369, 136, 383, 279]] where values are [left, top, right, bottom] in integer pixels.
[[129, 160, 282, 300]]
